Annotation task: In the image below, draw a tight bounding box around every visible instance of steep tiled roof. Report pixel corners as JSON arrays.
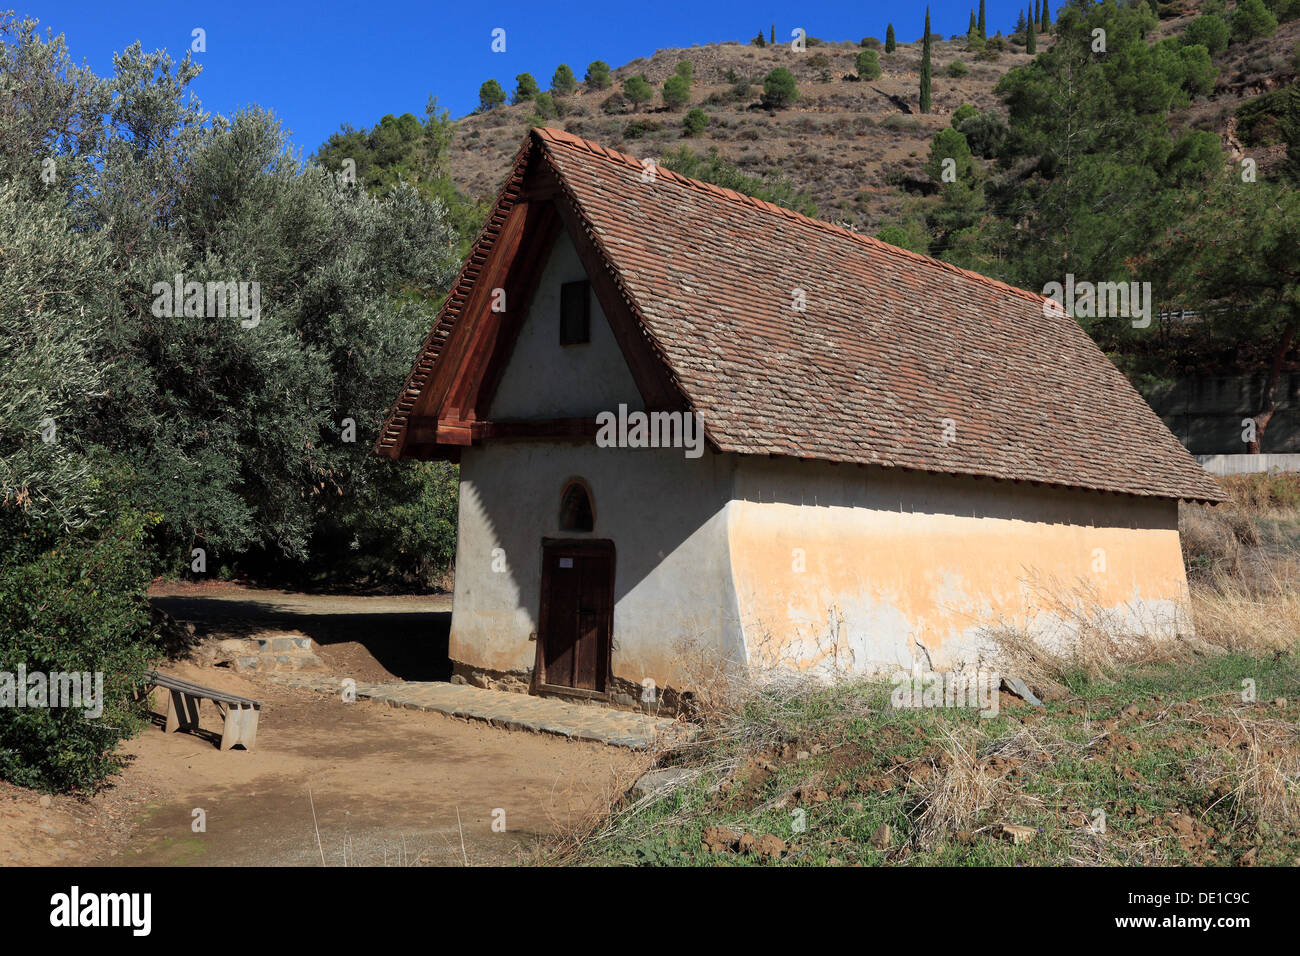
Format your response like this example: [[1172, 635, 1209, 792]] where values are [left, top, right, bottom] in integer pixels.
[[380, 127, 1224, 503]]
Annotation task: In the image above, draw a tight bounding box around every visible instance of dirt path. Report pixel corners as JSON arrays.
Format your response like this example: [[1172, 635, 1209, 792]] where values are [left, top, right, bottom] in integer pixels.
[[2, 583, 645, 866]]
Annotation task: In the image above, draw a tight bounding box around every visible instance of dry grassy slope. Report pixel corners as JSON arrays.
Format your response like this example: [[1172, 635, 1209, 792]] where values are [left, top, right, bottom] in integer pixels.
[[448, 37, 1034, 229], [444, 12, 1298, 232]]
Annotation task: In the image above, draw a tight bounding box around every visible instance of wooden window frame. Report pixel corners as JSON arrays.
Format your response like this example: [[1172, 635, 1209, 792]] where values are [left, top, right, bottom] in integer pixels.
[[559, 279, 591, 346]]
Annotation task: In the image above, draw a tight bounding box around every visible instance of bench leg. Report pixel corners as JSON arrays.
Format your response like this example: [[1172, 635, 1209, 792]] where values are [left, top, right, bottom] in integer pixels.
[[165, 690, 201, 734], [220, 705, 259, 751]]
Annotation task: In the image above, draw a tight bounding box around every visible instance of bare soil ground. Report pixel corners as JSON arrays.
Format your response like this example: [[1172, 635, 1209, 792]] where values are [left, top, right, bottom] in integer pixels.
[[1, 583, 645, 867]]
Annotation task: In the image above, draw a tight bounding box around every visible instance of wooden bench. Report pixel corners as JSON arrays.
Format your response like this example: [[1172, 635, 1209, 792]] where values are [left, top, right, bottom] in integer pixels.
[[142, 670, 261, 751]]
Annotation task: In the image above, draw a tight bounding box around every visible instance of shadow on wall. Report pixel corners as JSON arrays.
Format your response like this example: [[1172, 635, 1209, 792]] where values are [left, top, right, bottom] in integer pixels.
[[466, 443, 740, 628], [734, 459, 1181, 532]]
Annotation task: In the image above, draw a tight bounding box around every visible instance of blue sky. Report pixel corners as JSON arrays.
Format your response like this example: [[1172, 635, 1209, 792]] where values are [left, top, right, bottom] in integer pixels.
[[21, 0, 1038, 156]]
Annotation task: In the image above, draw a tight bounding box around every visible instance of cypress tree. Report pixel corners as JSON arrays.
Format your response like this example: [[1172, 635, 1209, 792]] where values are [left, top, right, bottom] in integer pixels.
[[771, 23, 775, 44], [1026, 9, 1037, 52], [969, 9, 977, 34], [1042, 1, 1051, 30], [978, 0, 987, 38], [885, 23, 896, 52], [920, 8, 932, 114]]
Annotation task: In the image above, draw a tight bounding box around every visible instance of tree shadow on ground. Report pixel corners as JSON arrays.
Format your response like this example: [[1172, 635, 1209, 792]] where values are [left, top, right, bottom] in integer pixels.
[[150, 595, 452, 681]]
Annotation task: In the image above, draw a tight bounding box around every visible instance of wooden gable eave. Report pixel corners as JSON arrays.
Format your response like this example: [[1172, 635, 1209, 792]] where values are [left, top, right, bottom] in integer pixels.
[[373, 134, 536, 461], [380, 128, 697, 461], [407, 155, 547, 430]]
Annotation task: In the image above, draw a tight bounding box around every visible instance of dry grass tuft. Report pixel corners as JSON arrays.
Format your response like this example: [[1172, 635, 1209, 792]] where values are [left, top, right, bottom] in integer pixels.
[[911, 726, 999, 846], [1195, 714, 1300, 829]]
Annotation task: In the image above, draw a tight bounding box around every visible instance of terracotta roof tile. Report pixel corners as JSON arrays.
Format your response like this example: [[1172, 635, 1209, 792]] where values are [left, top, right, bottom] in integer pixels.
[[379, 128, 1225, 503]]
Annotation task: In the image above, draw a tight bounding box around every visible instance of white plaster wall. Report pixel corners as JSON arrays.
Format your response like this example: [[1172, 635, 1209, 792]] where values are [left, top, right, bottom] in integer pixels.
[[728, 457, 1190, 679], [451, 442, 743, 692], [488, 228, 642, 420]]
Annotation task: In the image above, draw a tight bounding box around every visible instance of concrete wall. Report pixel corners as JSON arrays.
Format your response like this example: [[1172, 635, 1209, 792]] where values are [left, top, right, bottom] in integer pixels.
[[451, 442, 742, 692], [1196, 453, 1300, 476], [727, 458, 1190, 678]]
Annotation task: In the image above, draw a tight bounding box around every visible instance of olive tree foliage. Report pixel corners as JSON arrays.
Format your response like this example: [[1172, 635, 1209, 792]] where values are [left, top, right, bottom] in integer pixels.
[[2, 13, 463, 583], [0, 13, 465, 789], [0, 17, 119, 529]]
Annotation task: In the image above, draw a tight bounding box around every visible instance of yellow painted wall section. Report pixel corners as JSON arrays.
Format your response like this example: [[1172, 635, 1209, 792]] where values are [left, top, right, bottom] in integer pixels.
[[728, 460, 1190, 677]]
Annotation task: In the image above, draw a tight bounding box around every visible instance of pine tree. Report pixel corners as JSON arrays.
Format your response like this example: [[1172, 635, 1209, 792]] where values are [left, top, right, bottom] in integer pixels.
[[1016, 9, 1027, 37], [978, 0, 987, 38], [1026, 9, 1037, 52], [885, 23, 896, 52], [920, 8, 932, 114]]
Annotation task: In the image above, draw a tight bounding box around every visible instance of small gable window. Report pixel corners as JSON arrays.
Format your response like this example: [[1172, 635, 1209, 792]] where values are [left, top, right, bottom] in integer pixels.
[[560, 280, 590, 346], [559, 479, 594, 532]]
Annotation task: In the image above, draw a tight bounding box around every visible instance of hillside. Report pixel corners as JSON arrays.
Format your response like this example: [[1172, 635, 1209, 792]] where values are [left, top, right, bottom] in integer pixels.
[[440, 9, 1299, 233], [448, 36, 1032, 229]]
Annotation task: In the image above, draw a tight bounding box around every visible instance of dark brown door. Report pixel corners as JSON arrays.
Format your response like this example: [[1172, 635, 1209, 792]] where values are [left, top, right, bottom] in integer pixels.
[[538, 541, 614, 693]]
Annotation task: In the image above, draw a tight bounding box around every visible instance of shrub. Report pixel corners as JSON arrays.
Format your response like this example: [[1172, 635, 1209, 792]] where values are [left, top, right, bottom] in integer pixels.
[[683, 107, 709, 136], [662, 74, 691, 110], [951, 103, 979, 127], [876, 222, 930, 254], [478, 79, 505, 111], [0, 502, 158, 792], [623, 74, 654, 111], [861, 36, 882, 49], [601, 91, 627, 114], [1231, 0, 1278, 43], [585, 60, 612, 90], [623, 119, 663, 140], [955, 109, 1007, 157], [659, 145, 818, 215], [551, 64, 577, 95], [532, 91, 558, 121], [1179, 44, 1218, 97], [856, 49, 882, 80], [1185, 13, 1230, 56], [761, 67, 799, 109], [513, 72, 540, 104], [925, 127, 974, 184], [948, 60, 970, 77]]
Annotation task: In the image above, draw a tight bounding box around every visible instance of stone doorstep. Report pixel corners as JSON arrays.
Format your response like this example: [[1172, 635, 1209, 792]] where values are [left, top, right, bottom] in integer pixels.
[[265, 673, 695, 750]]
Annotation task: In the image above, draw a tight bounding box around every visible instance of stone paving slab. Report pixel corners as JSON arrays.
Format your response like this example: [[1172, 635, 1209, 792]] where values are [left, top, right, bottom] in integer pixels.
[[267, 673, 695, 750]]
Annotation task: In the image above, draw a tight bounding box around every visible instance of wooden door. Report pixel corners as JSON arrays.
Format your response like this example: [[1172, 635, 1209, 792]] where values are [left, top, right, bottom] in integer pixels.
[[538, 541, 614, 694]]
